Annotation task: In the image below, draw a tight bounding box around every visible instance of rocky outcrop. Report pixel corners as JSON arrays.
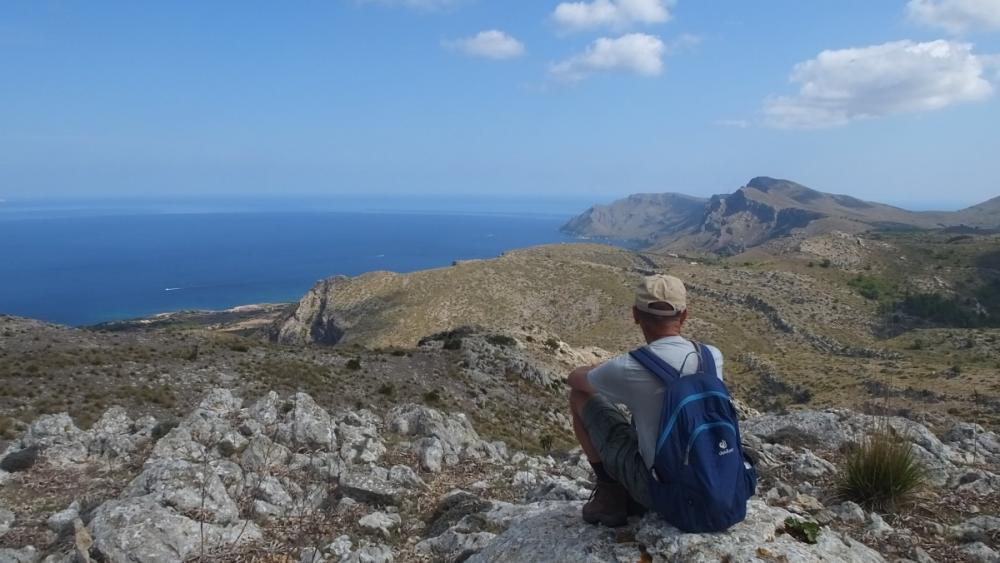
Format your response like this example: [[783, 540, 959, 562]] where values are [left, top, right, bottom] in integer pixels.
[[271, 277, 347, 345], [1, 390, 996, 562]]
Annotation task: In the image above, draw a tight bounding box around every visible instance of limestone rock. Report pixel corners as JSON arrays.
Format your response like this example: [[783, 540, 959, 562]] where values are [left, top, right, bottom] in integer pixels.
[[336, 410, 385, 465], [279, 393, 337, 452], [416, 530, 496, 562], [88, 498, 261, 563], [121, 459, 239, 525], [241, 434, 292, 472], [961, 542, 1000, 563], [271, 278, 346, 346], [950, 516, 1000, 544], [46, 501, 79, 533], [340, 468, 404, 506], [87, 407, 150, 463], [469, 500, 886, 563], [417, 438, 444, 473], [3, 412, 87, 469], [830, 501, 867, 524], [389, 404, 489, 465], [0, 546, 38, 563], [358, 511, 401, 538]]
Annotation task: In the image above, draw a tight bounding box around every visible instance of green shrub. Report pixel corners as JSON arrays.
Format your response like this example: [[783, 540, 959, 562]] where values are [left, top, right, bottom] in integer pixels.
[[423, 390, 441, 404], [836, 428, 926, 511], [894, 291, 998, 328], [783, 517, 819, 544], [486, 334, 517, 347], [848, 275, 897, 301], [346, 358, 362, 371], [377, 382, 396, 398]]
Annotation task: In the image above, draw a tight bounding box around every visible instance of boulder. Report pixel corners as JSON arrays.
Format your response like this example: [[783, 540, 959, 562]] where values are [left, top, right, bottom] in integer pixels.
[[830, 501, 866, 524], [339, 465, 425, 506], [416, 438, 444, 473], [121, 459, 239, 525], [46, 501, 79, 534], [469, 500, 886, 563], [336, 410, 385, 465], [88, 498, 261, 563], [950, 516, 1000, 544], [0, 547, 38, 563], [389, 404, 486, 463], [961, 542, 1000, 563], [87, 407, 151, 463], [279, 393, 337, 452], [358, 511, 401, 538], [416, 530, 496, 562], [5, 413, 87, 468]]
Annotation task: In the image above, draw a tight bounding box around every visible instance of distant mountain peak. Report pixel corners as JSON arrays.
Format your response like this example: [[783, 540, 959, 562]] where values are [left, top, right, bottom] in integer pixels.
[[562, 177, 1000, 254], [746, 176, 795, 192]]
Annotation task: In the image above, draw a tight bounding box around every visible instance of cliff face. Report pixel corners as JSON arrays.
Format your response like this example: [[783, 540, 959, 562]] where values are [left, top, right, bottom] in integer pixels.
[[562, 177, 1000, 254], [272, 277, 346, 346]]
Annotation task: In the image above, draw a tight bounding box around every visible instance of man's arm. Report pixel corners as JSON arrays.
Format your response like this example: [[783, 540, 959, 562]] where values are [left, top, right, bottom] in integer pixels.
[[567, 364, 600, 394]]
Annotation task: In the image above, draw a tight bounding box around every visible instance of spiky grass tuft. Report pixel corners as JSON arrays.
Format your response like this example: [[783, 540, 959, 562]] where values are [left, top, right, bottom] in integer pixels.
[[836, 427, 927, 512]]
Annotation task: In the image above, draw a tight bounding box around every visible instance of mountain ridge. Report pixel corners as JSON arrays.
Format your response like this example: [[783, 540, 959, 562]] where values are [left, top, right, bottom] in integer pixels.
[[562, 177, 1000, 254]]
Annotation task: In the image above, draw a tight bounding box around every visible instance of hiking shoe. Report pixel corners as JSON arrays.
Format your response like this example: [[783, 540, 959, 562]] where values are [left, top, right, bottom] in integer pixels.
[[627, 496, 648, 517], [582, 482, 629, 527]]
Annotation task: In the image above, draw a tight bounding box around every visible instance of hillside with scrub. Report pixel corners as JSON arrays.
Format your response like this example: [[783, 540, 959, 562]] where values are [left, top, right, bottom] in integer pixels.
[[0, 228, 998, 561]]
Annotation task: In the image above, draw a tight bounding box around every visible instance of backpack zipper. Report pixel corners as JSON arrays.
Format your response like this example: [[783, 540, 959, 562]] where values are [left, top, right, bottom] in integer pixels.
[[655, 391, 732, 454]]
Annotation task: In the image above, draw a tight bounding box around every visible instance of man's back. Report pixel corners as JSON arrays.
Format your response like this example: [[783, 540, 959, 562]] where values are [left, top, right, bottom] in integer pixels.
[[587, 335, 724, 469]]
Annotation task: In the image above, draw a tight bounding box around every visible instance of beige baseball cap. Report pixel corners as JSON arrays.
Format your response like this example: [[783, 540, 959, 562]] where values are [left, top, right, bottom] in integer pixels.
[[635, 274, 687, 317]]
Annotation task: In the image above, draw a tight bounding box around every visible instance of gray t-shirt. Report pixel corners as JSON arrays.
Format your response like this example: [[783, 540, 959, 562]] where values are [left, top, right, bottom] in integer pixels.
[[587, 336, 724, 469]]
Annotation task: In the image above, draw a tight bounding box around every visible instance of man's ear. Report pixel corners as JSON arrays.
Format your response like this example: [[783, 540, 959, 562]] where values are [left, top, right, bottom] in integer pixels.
[[679, 309, 689, 325]]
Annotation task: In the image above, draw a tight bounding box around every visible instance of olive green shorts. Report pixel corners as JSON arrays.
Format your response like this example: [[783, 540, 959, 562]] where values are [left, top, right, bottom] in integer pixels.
[[582, 394, 653, 508]]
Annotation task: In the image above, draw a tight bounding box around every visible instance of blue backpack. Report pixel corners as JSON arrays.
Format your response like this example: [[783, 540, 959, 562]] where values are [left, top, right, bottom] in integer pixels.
[[629, 342, 757, 533]]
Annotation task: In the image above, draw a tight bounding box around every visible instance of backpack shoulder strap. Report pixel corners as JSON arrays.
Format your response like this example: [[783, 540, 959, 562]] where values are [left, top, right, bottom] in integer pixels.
[[693, 341, 718, 378], [628, 346, 681, 386]]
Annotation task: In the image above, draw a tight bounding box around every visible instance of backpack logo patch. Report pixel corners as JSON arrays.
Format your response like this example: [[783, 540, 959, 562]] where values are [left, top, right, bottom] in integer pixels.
[[718, 440, 734, 456]]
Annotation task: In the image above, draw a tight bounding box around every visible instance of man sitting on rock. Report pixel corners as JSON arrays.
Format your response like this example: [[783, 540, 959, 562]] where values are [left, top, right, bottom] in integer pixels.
[[567, 274, 725, 527]]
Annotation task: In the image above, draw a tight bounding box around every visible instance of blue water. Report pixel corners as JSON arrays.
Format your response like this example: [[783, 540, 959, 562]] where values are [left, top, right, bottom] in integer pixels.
[[0, 204, 578, 326]]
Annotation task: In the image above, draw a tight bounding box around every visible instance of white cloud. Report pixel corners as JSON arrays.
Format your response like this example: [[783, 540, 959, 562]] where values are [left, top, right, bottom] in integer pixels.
[[443, 30, 525, 60], [550, 33, 665, 80], [552, 0, 673, 32], [906, 0, 1000, 33], [764, 40, 995, 129]]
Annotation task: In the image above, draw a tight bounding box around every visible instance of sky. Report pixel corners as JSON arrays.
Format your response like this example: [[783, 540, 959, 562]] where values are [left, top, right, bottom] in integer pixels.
[[2, 0, 1000, 210]]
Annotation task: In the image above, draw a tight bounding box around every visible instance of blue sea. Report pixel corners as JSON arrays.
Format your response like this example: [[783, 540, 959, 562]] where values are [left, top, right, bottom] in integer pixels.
[[0, 198, 586, 326]]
